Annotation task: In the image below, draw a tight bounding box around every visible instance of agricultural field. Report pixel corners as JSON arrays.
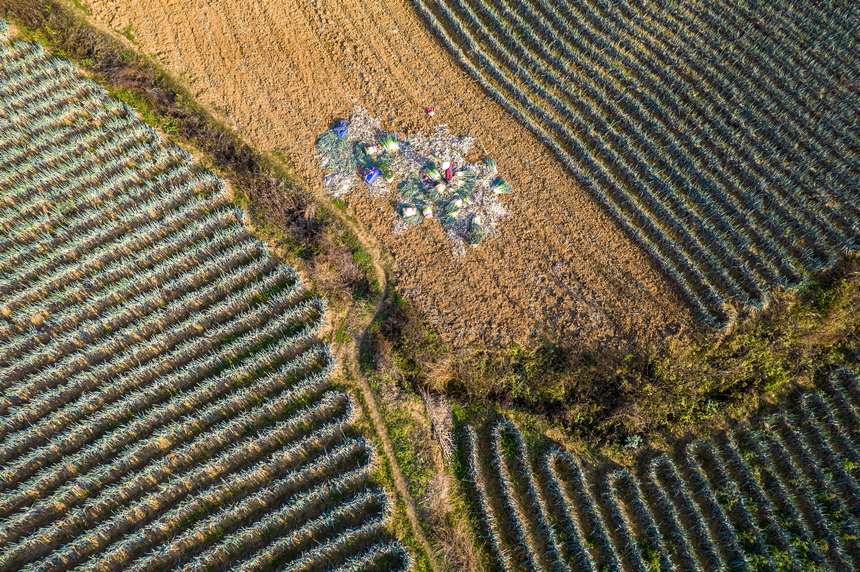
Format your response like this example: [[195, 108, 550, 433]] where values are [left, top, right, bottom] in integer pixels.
[[0, 27, 409, 570], [81, 0, 860, 346], [83, 0, 692, 351], [2, 1, 859, 571], [419, 0, 859, 325], [455, 369, 860, 571]]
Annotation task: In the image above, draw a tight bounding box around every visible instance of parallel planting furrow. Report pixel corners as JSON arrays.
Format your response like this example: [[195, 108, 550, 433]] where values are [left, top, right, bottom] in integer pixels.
[[417, 0, 859, 324], [489, 421, 547, 571], [120, 432, 369, 569], [0, 29, 406, 570], [508, 0, 792, 292], [0, 211, 245, 366], [456, 369, 860, 570], [459, 424, 517, 571], [0, 307, 321, 486], [534, 0, 810, 281], [544, 449, 619, 571], [644, 456, 711, 570], [413, 0, 728, 325], [602, 468, 674, 572], [468, 0, 767, 305]]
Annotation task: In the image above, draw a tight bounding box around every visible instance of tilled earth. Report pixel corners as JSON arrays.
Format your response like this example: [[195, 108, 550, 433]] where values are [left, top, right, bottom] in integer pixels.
[[88, 0, 693, 349]]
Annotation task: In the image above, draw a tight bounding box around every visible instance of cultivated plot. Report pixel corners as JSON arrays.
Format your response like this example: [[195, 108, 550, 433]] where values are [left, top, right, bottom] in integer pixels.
[[418, 0, 860, 325], [86, 0, 691, 350], [0, 28, 408, 571], [456, 369, 860, 571]]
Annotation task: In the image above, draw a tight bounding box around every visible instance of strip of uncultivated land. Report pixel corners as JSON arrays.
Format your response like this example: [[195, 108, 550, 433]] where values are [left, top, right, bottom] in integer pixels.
[[85, 0, 693, 352]]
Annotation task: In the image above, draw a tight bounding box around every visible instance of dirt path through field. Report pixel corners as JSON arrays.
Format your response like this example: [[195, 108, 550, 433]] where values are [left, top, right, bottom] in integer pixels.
[[282, 160, 441, 569], [86, 0, 693, 351]]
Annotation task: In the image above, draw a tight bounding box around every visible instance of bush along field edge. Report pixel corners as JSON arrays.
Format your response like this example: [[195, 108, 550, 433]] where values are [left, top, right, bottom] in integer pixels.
[[369, 254, 860, 454]]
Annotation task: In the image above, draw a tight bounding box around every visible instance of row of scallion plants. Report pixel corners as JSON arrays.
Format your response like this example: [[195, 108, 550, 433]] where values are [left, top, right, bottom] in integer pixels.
[[455, 368, 860, 571], [0, 25, 409, 571], [413, 0, 860, 326]]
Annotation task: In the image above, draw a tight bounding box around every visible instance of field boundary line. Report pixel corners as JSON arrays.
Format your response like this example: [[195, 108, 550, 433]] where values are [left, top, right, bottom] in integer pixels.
[[267, 154, 442, 572]]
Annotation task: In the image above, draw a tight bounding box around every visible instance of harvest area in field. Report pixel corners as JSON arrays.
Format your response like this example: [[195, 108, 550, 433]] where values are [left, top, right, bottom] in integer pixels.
[[316, 107, 512, 250], [84, 0, 692, 351], [0, 28, 408, 570]]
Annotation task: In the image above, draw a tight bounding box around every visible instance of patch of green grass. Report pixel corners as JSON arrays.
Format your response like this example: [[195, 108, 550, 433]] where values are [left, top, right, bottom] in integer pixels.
[[648, 256, 860, 438], [333, 320, 350, 345], [369, 461, 434, 572], [367, 373, 436, 502], [339, 374, 434, 572], [351, 247, 372, 272], [796, 274, 842, 313], [107, 86, 178, 135], [120, 23, 137, 44], [245, 215, 312, 261], [68, 0, 92, 15], [386, 403, 433, 501], [336, 230, 379, 300], [16, 26, 69, 58], [494, 343, 569, 403]]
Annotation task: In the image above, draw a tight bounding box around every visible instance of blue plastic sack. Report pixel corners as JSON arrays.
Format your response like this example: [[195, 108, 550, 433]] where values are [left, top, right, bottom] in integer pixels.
[[333, 120, 349, 139]]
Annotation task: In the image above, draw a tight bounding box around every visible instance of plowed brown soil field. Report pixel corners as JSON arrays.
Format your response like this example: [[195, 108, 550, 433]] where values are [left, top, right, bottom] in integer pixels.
[[88, 0, 693, 349]]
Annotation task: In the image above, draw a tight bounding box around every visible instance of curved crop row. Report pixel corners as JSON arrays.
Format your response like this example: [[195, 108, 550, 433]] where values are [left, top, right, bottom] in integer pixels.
[[416, 0, 860, 323], [0, 31, 406, 570], [455, 370, 860, 570]]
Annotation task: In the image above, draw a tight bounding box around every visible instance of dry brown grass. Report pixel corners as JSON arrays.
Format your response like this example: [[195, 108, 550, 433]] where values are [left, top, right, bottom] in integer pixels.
[[373, 255, 860, 450]]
